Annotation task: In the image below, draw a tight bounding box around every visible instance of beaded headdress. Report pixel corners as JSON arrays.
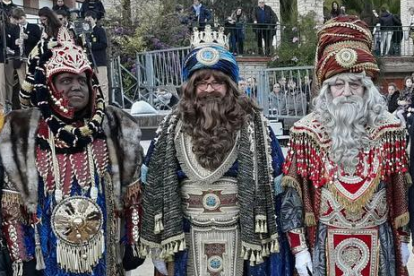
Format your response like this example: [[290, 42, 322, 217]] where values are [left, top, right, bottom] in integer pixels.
[[183, 25, 239, 83], [315, 16, 380, 86]]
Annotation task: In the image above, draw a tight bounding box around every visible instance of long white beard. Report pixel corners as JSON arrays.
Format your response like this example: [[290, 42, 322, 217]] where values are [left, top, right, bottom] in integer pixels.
[[326, 95, 369, 171]]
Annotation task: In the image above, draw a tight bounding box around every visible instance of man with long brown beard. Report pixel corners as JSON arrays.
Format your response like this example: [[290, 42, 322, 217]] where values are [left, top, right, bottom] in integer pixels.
[[281, 16, 411, 276], [139, 26, 293, 276]]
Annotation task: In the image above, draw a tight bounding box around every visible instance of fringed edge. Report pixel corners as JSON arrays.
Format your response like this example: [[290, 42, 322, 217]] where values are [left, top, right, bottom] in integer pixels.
[[241, 236, 280, 266], [395, 212, 410, 229], [281, 176, 302, 198], [12, 261, 23, 276], [328, 171, 380, 213], [140, 233, 186, 260], [138, 238, 162, 258], [255, 215, 268, 234], [154, 213, 164, 234], [305, 212, 316, 227]]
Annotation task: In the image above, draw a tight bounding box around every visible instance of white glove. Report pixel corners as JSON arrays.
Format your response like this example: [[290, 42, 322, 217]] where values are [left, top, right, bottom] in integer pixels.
[[295, 249, 313, 276], [152, 259, 168, 275], [400, 242, 410, 267]]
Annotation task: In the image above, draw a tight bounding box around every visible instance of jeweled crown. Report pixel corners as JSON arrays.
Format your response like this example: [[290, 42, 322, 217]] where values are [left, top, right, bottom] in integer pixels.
[[190, 25, 228, 49]]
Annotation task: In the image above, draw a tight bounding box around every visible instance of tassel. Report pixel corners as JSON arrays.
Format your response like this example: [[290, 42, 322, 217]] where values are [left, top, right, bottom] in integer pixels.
[[255, 220, 260, 232], [13, 262, 23, 276], [240, 246, 245, 258], [243, 248, 249, 260], [179, 240, 184, 251], [249, 251, 256, 265], [34, 224, 46, 270]]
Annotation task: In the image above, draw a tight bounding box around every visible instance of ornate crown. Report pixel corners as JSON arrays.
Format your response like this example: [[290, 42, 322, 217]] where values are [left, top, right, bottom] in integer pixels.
[[190, 25, 228, 49]]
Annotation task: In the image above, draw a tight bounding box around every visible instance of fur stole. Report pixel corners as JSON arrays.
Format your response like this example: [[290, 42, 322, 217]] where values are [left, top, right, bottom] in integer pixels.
[[0, 106, 143, 213]]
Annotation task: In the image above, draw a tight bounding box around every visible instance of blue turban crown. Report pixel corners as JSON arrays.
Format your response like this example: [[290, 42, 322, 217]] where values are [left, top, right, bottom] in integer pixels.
[[182, 44, 239, 83]]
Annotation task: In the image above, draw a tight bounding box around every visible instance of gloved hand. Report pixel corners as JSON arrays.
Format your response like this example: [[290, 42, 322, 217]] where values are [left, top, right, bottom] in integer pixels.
[[295, 249, 313, 276], [152, 259, 168, 275], [400, 242, 410, 267]]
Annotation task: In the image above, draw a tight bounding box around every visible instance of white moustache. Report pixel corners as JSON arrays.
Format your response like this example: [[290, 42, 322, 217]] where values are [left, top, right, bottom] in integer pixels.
[[332, 95, 364, 106]]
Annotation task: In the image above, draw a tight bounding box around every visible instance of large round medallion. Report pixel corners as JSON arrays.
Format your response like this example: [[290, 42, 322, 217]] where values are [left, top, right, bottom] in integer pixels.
[[196, 47, 220, 66], [335, 48, 358, 69], [52, 196, 103, 245]]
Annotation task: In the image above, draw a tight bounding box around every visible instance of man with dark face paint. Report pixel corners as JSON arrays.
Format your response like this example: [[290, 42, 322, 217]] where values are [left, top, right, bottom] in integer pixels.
[[0, 27, 145, 275], [140, 25, 293, 276]]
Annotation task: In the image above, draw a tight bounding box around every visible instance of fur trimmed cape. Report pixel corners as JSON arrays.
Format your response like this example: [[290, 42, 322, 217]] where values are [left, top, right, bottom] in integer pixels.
[[0, 106, 143, 213]]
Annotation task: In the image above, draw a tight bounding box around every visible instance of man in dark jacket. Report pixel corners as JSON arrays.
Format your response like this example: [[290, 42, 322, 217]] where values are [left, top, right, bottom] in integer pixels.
[[0, 10, 19, 111], [11, 8, 41, 92], [52, 0, 70, 13], [80, 0, 105, 20], [188, 0, 211, 30], [252, 0, 278, 56], [386, 82, 400, 113], [85, 10, 108, 104], [0, 0, 16, 16]]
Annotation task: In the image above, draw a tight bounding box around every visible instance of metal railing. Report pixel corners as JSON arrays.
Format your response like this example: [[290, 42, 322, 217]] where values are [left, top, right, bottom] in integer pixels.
[[238, 66, 314, 129], [369, 25, 414, 57]]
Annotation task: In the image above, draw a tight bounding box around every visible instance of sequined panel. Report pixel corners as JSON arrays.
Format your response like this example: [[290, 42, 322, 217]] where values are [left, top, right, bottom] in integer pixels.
[[319, 188, 388, 229], [327, 227, 379, 276], [187, 224, 243, 276]]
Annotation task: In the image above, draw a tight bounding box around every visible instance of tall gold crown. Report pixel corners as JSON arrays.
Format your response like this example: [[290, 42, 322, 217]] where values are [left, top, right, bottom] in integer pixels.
[[190, 25, 229, 49]]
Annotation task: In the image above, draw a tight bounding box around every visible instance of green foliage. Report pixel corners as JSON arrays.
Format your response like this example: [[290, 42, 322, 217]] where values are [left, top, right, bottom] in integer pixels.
[[268, 13, 318, 67]]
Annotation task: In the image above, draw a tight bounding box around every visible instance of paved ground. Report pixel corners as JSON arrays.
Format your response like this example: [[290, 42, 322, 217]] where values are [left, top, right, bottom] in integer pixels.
[[133, 140, 414, 275]]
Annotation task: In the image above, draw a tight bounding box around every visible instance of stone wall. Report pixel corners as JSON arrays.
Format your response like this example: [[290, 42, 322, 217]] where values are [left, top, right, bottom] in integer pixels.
[[297, 0, 324, 23], [400, 0, 414, 56]]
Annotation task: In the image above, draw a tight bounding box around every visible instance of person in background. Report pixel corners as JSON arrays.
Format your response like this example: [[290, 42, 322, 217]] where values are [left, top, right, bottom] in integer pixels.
[[339, 5, 347, 16], [174, 4, 189, 26], [188, 0, 211, 30], [84, 10, 109, 104], [230, 7, 247, 56], [285, 78, 307, 116], [269, 82, 286, 116], [55, 9, 70, 28], [0, 0, 17, 16], [52, 0, 70, 13], [330, 1, 340, 19], [38, 7, 62, 39], [379, 6, 397, 56], [252, 0, 278, 56], [395, 76, 414, 127], [11, 8, 41, 94], [387, 82, 400, 113], [80, 0, 105, 21]]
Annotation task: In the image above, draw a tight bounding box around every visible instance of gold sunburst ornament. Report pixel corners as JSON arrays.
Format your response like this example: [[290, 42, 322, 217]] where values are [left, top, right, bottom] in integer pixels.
[[52, 196, 104, 273], [335, 48, 358, 69]]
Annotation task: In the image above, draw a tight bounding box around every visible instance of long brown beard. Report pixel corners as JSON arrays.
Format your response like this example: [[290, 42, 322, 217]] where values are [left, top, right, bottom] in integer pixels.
[[181, 91, 246, 170]]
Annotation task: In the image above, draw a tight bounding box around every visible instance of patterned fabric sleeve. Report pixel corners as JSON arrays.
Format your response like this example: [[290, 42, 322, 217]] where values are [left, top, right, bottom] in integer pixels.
[[280, 187, 308, 254]]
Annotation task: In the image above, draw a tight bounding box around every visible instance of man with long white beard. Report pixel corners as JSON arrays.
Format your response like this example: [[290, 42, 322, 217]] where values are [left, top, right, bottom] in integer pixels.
[[139, 26, 293, 276], [281, 16, 411, 276]]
